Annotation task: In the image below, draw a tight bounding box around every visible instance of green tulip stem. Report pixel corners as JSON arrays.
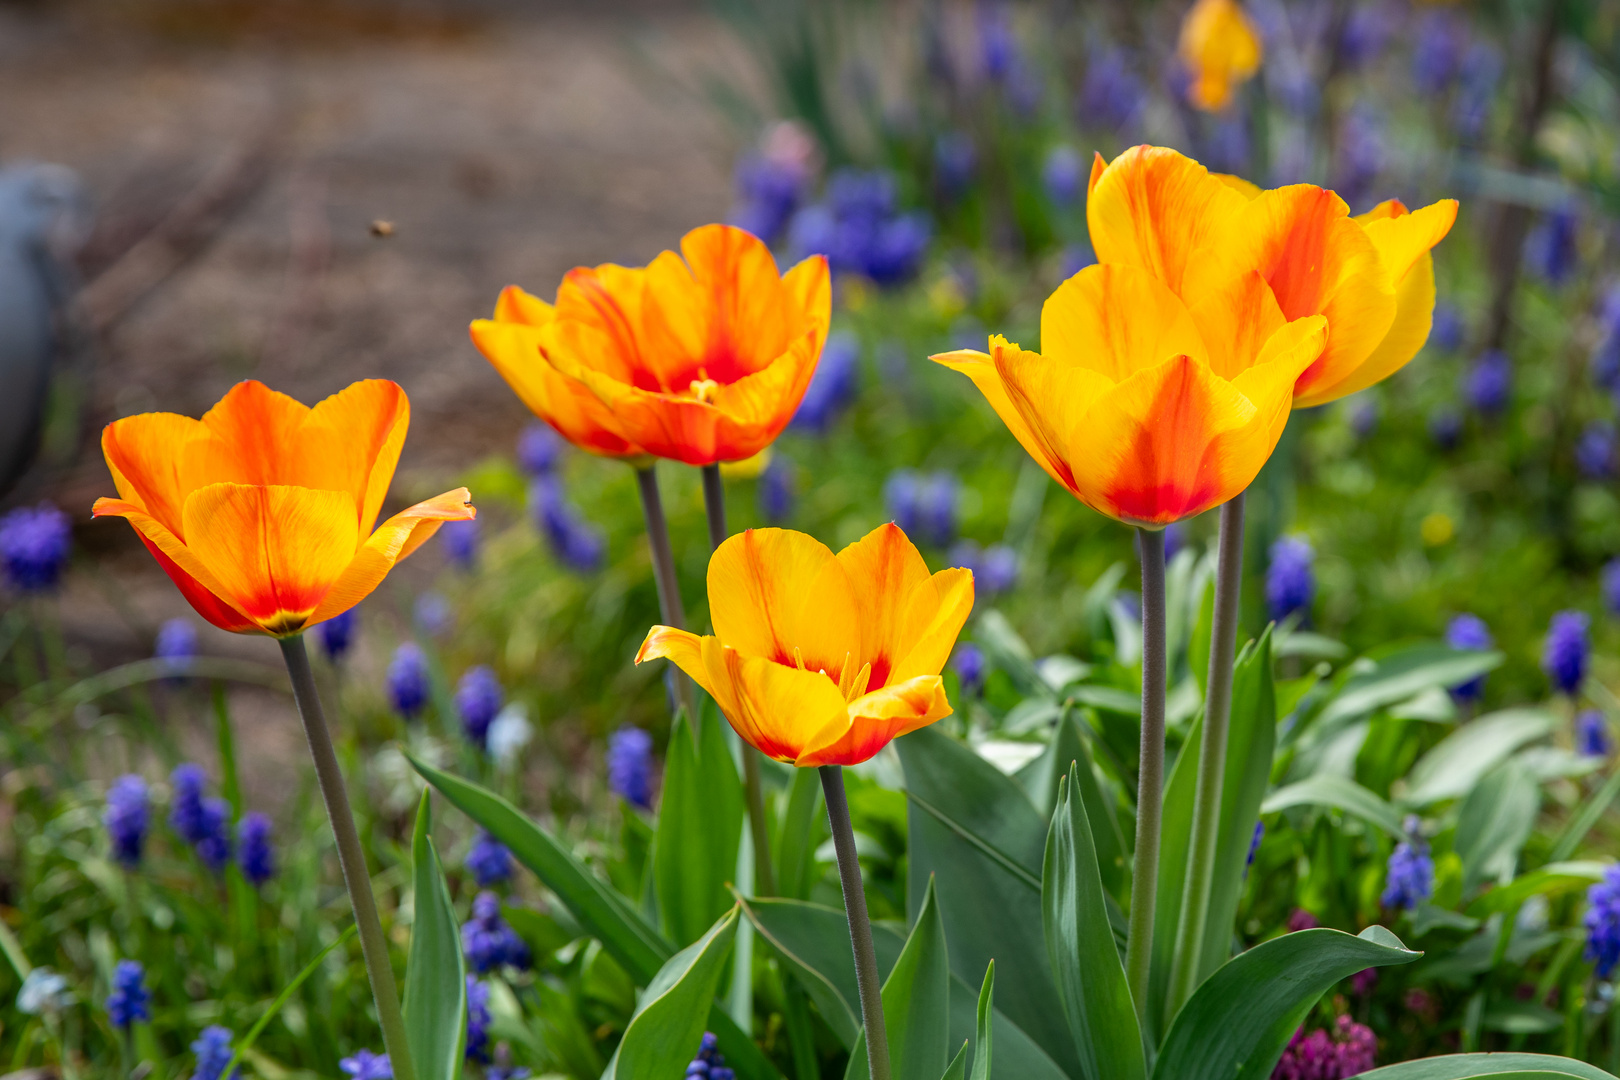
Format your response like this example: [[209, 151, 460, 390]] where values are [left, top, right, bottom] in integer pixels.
[[703, 463, 777, 896], [278, 635, 417, 1080], [635, 464, 696, 718], [1168, 492, 1246, 1018], [1124, 527, 1168, 1024], [821, 765, 891, 1080]]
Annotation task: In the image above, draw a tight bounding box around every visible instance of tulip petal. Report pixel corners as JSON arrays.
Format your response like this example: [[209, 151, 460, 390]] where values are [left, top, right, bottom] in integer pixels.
[[1040, 264, 1208, 380], [651, 224, 801, 384], [889, 567, 976, 686], [92, 497, 256, 632], [1087, 145, 1249, 295], [1185, 269, 1287, 379], [100, 412, 209, 538], [715, 641, 853, 765], [835, 524, 973, 689], [993, 339, 1117, 482], [493, 284, 556, 326], [551, 263, 657, 389], [181, 381, 312, 494], [798, 676, 952, 768], [308, 489, 475, 625], [1296, 251, 1436, 407], [301, 380, 410, 536], [180, 483, 361, 635], [471, 318, 645, 458], [932, 343, 1087, 495], [1358, 199, 1458, 292], [707, 527, 860, 681]]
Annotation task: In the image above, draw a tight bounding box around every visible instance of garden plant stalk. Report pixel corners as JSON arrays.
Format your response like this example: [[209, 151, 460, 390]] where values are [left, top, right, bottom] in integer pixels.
[[820, 764, 891, 1080], [703, 462, 777, 895], [1167, 492, 1246, 1017], [1124, 528, 1167, 1024], [278, 636, 417, 1080], [635, 464, 696, 718]]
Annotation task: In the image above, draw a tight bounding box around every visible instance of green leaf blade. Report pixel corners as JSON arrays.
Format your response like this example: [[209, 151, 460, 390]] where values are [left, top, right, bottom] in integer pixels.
[[602, 906, 741, 1080], [404, 791, 468, 1080], [655, 708, 745, 946]]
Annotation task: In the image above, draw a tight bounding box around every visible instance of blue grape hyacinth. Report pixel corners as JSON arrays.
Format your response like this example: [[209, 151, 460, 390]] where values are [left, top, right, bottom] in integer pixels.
[[1042, 145, 1084, 207], [456, 665, 504, 749], [155, 617, 197, 674], [105, 959, 149, 1029], [190, 1025, 240, 1080], [516, 423, 562, 477], [237, 811, 275, 886], [466, 976, 492, 1063], [0, 502, 71, 592], [105, 774, 149, 867], [1577, 422, 1616, 480], [339, 1049, 392, 1079], [791, 332, 860, 433], [1578, 710, 1611, 758], [466, 830, 513, 887], [531, 476, 606, 573], [1381, 817, 1434, 911], [1079, 47, 1144, 134], [462, 892, 531, 973], [758, 454, 796, 525], [317, 607, 357, 660], [1527, 207, 1580, 285], [952, 642, 985, 696], [414, 591, 451, 636], [1463, 349, 1512, 416], [1543, 611, 1591, 696], [686, 1032, 735, 1080], [1586, 864, 1620, 978], [1266, 536, 1315, 624], [1445, 614, 1493, 702], [440, 517, 479, 571], [608, 725, 655, 809], [388, 642, 431, 718], [1605, 559, 1620, 617], [170, 764, 232, 869]]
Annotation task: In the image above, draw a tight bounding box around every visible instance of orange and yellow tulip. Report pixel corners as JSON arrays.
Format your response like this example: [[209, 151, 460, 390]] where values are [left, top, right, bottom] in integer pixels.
[[1177, 0, 1262, 112], [1086, 145, 1457, 408], [93, 380, 473, 637], [471, 224, 831, 466], [933, 264, 1326, 527], [636, 524, 973, 767]]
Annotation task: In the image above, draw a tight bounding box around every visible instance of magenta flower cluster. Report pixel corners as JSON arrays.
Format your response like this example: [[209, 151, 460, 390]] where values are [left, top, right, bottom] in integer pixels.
[[1270, 1016, 1377, 1079]]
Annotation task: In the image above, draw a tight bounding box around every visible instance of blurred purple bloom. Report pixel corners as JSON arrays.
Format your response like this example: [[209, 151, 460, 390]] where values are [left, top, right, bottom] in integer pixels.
[[462, 891, 531, 973], [1429, 406, 1463, 449], [456, 665, 504, 749], [1463, 349, 1511, 415], [1577, 422, 1616, 479], [1586, 864, 1620, 977], [1445, 613, 1493, 702], [1428, 302, 1464, 352], [758, 454, 796, 524], [318, 608, 357, 661], [1042, 146, 1084, 207], [952, 642, 985, 694], [1333, 106, 1384, 211], [1351, 967, 1379, 997], [976, 1, 1018, 80], [1604, 558, 1620, 616], [790, 169, 931, 287], [608, 725, 655, 809], [792, 331, 860, 432], [1079, 48, 1145, 133], [466, 830, 513, 887], [886, 469, 957, 547], [155, 618, 197, 664], [1271, 1016, 1377, 1079], [934, 132, 977, 199], [388, 642, 431, 718], [1265, 536, 1315, 624], [1578, 709, 1611, 758], [1452, 41, 1502, 142], [1246, 820, 1263, 869], [730, 135, 813, 248], [106, 960, 149, 1029], [516, 423, 562, 476], [1348, 396, 1380, 439], [237, 811, 274, 886], [414, 591, 451, 636], [466, 976, 492, 1063], [1058, 243, 1096, 280], [1163, 521, 1186, 562], [1338, 4, 1393, 69], [1201, 116, 1250, 176], [1526, 207, 1580, 285], [191, 1025, 240, 1080], [105, 775, 149, 867], [979, 544, 1019, 596], [1412, 9, 1466, 96], [1543, 610, 1591, 696], [0, 502, 71, 592], [440, 518, 479, 571], [1287, 909, 1320, 932], [531, 477, 605, 573], [1382, 816, 1433, 910], [339, 1049, 392, 1080]]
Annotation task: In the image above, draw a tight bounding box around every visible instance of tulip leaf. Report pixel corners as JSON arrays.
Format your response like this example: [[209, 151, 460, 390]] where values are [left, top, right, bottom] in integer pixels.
[[897, 727, 1082, 1078], [406, 752, 781, 1079], [845, 877, 950, 1080], [1151, 926, 1421, 1080], [1311, 645, 1503, 735], [403, 792, 468, 1080], [941, 1043, 968, 1080], [1020, 710, 1128, 900], [1403, 709, 1558, 806], [1261, 774, 1407, 838], [655, 707, 745, 946], [1358, 1054, 1615, 1079], [776, 764, 826, 901], [1465, 862, 1609, 918], [1149, 631, 1275, 1040], [971, 961, 994, 1080], [1043, 767, 1145, 1080], [1455, 759, 1540, 893], [737, 896, 1066, 1080], [601, 905, 739, 1080]]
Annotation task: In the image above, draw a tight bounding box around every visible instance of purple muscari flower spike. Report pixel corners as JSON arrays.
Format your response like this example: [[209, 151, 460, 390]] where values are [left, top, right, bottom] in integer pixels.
[[530, 477, 604, 573], [885, 470, 922, 536], [456, 665, 504, 749], [1604, 558, 1620, 617], [106, 960, 149, 1029], [1334, 106, 1385, 210], [952, 643, 986, 695], [1412, 8, 1466, 96], [1058, 243, 1096, 280], [1265, 536, 1315, 624], [317, 608, 357, 661], [105, 775, 149, 867], [1452, 41, 1502, 142], [1577, 709, 1611, 758], [155, 618, 197, 669], [1463, 349, 1512, 415], [758, 455, 796, 525], [414, 591, 451, 636], [687, 1031, 734, 1079], [1543, 610, 1591, 696], [1381, 815, 1433, 910], [461, 891, 531, 973], [1349, 396, 1380, 440], [1201, 115, 1250, 176], [1429, 407, 1463, 449], [1245, 820, 1263, 871], [901, 471, 957, 548], [729, 142, 812, 248], [388, 642, 430, 718], [1445, 613, 1493, 702], [1429, 302, 1465, 352], [792, 331, 860, 432], [978, 544, 1019, 596], [949, 540, 983, 578], [1577, 422, 1616, 480], [1042, 146, 1084, 207], [1079, 48, 1145, 133], [976, 1, 1018, 80], [466, 976, 492, 1063], [934, 132, 977, 199], [440, 518, 479, 571], [608, 725, 655, 809], [516, 423, 562, 477], [466, 830, 513, 887], [169, 763, 211, 843], [1527, 207, 1580, 285], [194, 797, 232, 873], [789, 169, 931, 287], [1338, 3, 1393, 69], [1351, 967, 1379, 997], [190, 1025, 240, 1080], [0, 502, 71, 592], [488, 1069, 532, 1080], [339, 1049, 393, 1080], [1592, 285, 1620, 390], [1586, 864, 1620, 977], [1163, 522, 1186, 563], [237, 811, 275, 886]]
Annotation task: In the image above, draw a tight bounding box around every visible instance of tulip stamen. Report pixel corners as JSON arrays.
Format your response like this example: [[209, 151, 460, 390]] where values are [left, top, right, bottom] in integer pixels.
[[793, 645, 807, 670], [688, 367, 720, 404]]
